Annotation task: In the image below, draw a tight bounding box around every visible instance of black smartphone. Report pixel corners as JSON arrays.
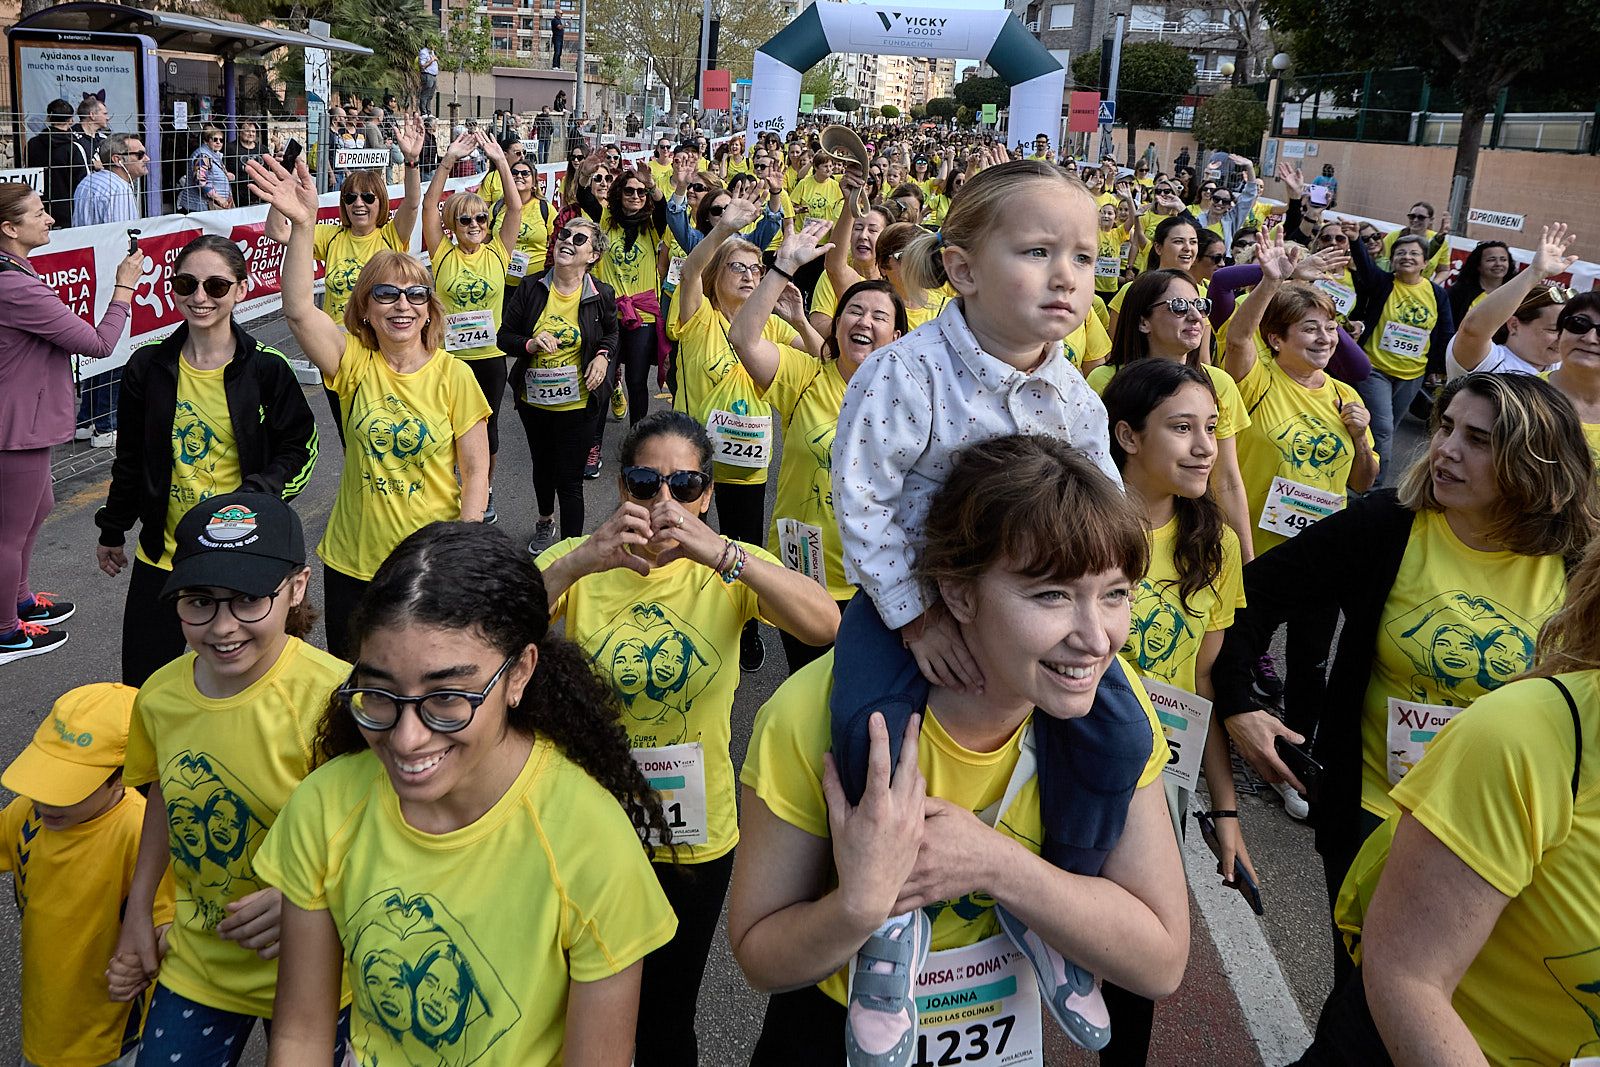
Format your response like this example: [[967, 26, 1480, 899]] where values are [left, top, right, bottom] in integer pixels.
[[1275, 737, 1325, 805], [126, 228, 141, 255], [280, 138, 302, 172], [1195, 812, 1263, 915]]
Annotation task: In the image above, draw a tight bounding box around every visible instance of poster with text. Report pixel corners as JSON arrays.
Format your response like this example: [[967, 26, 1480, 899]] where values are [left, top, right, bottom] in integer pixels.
[[16, 41, 141, 135]]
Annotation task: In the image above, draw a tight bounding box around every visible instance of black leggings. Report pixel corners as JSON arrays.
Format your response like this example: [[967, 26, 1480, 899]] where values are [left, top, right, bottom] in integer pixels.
[[322, 564, 370, 663], [634, 851, 736, 1067], [780, 597, 853, 674], [618, 322, 656, 425], [121, 557, 187, 687], [712, 481, 766, 547], [465, 356, 509, 456], [751, 985, 845, 1066], [516, 403, 590, 538]]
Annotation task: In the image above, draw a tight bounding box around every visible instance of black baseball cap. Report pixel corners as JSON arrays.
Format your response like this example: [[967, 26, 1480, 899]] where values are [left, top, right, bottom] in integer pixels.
[[161, 491, 306, 600]]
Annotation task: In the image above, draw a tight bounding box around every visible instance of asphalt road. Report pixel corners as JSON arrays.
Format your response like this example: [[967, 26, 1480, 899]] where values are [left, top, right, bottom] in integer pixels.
[[0, 314, 1429, 1065]]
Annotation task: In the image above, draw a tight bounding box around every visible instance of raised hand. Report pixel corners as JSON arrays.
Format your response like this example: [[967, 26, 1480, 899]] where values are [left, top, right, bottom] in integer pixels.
[[1256, 228, 1295, 283], [1275, 161, 1303, 197], [1530, 222, 1579, 279], [716, 190, 763, 232], [442, 130, 477, 163], [775, 218, 835, 274], [478, 130, 507, 164], [1297, 245, 1351, 281], [775, 281, 807, 323], [396, 112, 425, 163], [246, 156, 318, 226]]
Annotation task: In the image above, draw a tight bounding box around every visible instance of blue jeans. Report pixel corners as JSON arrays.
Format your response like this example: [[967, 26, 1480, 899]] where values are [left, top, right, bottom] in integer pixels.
[[77, 369, 120, 434], [137, 984, 351, 1067], [1353, 367, 1425, 488]]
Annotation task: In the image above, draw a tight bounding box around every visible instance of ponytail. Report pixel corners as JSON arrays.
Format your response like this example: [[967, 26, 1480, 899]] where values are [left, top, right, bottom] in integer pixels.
[[899, 229, 948, 291]]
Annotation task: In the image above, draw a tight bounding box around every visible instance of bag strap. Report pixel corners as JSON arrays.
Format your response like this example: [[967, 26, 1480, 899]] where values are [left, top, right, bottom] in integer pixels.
[[1546, 675, 1583, 799]]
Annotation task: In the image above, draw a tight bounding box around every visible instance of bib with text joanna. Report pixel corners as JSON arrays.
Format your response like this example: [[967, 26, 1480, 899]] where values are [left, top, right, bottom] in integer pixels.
[[910, 935, 1044, 1066]]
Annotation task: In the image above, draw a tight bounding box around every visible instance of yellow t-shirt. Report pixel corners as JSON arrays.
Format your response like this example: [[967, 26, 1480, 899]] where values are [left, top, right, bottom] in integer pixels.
[[1124, 516, 1243, 694], [315, 221, 407, 327], [536, 537, 778, 862], [760, 344, 853, 600], [492, 197, 551, 289], [433, 241, 509, 360], [523, 280, 587, 413], [741, 191, 792, 251], [137, 358, 243, 570], [1364, 277, 1438, 380], [319, 337, 492, 581], [1087, 361, 1249, 441], [1234, 356, 1376, 556], [1096, 226, 1128, 295], [792, 175, 843, 223], [924, 192, 950, 227], [808, 267, 866, 321], [254, 743, 676, 1067], [741, 653, 1169, 1005], [906, 287, 953, 330], [0, 792, 176, 1066], [476, 169, 503, 208], [595, 208, 662, 315], [1359, 509, 1566, 818], [125, 637, 349, 1017], [647, 159, 674, 191], [1389, 672, 1600, 1067], [1063, 304, 1113, 369], [668, 299, 792, 486]]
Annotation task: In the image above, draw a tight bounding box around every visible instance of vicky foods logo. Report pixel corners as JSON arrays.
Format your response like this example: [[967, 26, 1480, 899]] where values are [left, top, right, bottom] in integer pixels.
[[848, 7, 970, 51]]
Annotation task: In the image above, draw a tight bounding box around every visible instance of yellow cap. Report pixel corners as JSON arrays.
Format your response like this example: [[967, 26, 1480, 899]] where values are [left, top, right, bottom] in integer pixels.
[[1, 683, 136, 807]]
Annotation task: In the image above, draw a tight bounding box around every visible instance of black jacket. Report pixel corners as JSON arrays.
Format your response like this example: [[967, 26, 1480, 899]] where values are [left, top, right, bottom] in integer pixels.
[[95, 322, 319, 561], [500, 271, 619, 412], [26, 127, 83, 229]]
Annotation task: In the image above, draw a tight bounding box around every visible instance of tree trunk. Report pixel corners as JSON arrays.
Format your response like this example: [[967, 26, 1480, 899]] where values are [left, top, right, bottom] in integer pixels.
[[1448, 95, 1491, 233], [20, 0, 53, 16]]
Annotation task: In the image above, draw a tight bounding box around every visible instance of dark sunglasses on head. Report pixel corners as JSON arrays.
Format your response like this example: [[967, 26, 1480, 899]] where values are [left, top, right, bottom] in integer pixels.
[[171, 273, 237, 298], [622, 465, 712, 503], [457, 212, 490, 226], [370, 283, 433, 305], [342, 191, 378, 205], [1561, 314, 1600, 337], [555, 227, 591, 246]]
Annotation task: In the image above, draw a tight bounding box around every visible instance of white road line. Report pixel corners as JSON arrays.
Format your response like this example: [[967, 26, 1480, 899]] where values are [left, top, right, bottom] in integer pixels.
[[1182, 826, 1313, 1065]]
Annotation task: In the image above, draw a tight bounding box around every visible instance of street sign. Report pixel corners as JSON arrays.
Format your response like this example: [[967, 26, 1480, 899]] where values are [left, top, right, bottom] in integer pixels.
[[334, 148, 392, 169], [1068, 91, 1100, 134], [981, 103, 997, 125], [1468, 208, 1526, 232], [1098, 100, 1116, 124]]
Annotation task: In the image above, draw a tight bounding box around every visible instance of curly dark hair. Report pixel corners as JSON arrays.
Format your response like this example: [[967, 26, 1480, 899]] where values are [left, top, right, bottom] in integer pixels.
[[311, 522, 671, 849]]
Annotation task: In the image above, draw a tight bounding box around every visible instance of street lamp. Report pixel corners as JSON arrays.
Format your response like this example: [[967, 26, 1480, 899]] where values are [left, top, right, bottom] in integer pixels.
[[1265, 52, 1290, 134]]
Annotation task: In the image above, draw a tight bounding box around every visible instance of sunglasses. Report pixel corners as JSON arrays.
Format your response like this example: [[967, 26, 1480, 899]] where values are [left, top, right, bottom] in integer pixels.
[[555, 227, 591, 246], [689, 182, 710, 193], [592, 174, 613, 184], [342, 191, 379, 205], [1407, 212, 1431, 221], [1203, 253, 1227, 265], [1212, 197, 1234, 207], [510, 168, 533, 178], [121, 149, 149, 160], [457, 212, 490, 226], [1561, 314, 1600, 337], [207, 136, 224, 143], [621, 185, 648, 197], [171, 273, 238, 299], [338, 654, 516, 734], [622, 465, 712, 503], [1162, 297, 1212, 316], [370, 283, 433, 305], [754, 162, 768, 171], [1361, 233, 1382, 243]]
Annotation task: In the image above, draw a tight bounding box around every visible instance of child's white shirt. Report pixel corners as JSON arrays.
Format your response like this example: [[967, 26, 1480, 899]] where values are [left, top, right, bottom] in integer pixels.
[[832, 298, 1120, 629]]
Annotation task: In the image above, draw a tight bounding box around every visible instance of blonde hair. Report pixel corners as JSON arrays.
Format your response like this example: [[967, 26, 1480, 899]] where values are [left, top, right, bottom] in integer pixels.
[[1530, 536, 1600, 676], [345, 251, 446, 353], [700, 237, 762, 313], [900, 160, 1093, 292], [441, 191, 489, 238], [338, 169, 392, 229], [1259, 282, 1337, 353]]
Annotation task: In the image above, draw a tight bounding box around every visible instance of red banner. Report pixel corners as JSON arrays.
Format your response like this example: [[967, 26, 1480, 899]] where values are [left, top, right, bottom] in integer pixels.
[[703, 69, 732, 112], [1068, 91, 1101, 134]]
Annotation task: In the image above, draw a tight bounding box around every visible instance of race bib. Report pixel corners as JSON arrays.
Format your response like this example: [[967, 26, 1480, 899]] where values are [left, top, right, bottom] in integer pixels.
[[777, 518, 825, 587], [445, 309, 494, 352], [1378, 320, 1428, 361], [1314, 278, 1357, 317], [631, 742, 707, 846], [707, 409, 771, 468], [1143, 679, 1213, 792], [524, 364, 580, 407], [910, 936, 1044, 1066], [1095, 256, 1120, 280], [1258, 475, 1346, 539], [507, 250, 530, 278], [1386, 698, 1464, 786], [666, 256, 686, 287]]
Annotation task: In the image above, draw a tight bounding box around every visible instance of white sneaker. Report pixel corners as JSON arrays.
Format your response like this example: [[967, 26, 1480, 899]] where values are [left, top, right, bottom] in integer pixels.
[[1272, 780, 1309, 821], [89, 430, 116, 448], [73, 426, 92, 441]]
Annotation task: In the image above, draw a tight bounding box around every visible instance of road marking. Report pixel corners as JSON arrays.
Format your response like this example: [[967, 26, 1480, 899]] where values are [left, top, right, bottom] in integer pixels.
[[1182, 824, 1313, 1062]]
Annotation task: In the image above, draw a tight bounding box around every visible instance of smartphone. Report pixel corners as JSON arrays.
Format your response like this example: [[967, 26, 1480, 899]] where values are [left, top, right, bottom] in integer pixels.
[[280, 138, 302, 172], [1274, 737, 1325, 805], [1308, 184, 1330, 207], [126, 228, 141, 256], [1195, 811, 1263, 915]]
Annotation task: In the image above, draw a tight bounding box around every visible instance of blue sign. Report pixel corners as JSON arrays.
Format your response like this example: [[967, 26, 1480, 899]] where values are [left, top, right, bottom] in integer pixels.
[[1098, 100, 1116, 124]]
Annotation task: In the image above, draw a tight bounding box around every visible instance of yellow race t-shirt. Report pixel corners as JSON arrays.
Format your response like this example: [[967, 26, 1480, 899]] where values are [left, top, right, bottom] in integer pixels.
[[1064, 305, 1113, 370], [742, 653, 1169, 1005], [791, 175, 843, 223], [536, 537, 777, 862], [669, 299, 793, 486], [1364, 277, 1438, 381], [315, 221, 407, 327], [1, 792, 176, 1067], [493, 197, 551, 289], [254, 742, 676, 1067], [433, 241, 509, 360], [137, 357, 244, 570], [596, 208, 661, 316], [1087, 361, 1249, 441], [319, 337, 492, 581], [647, 158, 674, 191], [760, 344, 853, 600], [1389, 672, 1600, 1067], [125, 638, 349, 1017], [1096, 226, 1129, 295], [1234, 356, 1376, 556], [1124, 517, 1244, 694], [523, 281, 587, 413], [1359, 509, 1567, 818]]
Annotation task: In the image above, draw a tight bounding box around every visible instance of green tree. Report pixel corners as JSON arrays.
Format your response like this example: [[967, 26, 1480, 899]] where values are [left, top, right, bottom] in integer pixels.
[[880, 104, 900, 119], [215, 0, 437, 105], [909, 104, 927, 120], [925, 96, 958, 119], [1191, 86, 1267, 156], [832, 96, 860, 113], [584, 0, 790, 112], [953, 76, 1007, 110], [955, 104, 976, 127], [441, 5, 494, 108], [801, 66, 837, 109], [1073, 43, 1197, 160], [1261, 0, 1600, 228]]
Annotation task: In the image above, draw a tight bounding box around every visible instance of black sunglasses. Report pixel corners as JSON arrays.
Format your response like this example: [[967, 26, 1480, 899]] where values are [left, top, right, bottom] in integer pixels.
[[338, 654, 517, 734], [457, 212, 490, 226], [370, 283, 433, 305], [1407, 212, 1431, 221], [510, 168, 534, 178], [707, 204, 726, 218], [689, 182, 709, 193], [342, 192, 378, 205], [1203, 253, 1226, 265], [1562, 314, 1600, 337], [171, 273, 238, 299], [555, 227, 591, 247], [622, 465, 711, 503], [621, 185, 649, 197], [121, 149, 149, 160]]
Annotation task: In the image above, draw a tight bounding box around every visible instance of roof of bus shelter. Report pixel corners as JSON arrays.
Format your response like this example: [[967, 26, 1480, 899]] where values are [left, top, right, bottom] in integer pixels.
[[11, 3, 374, 58]]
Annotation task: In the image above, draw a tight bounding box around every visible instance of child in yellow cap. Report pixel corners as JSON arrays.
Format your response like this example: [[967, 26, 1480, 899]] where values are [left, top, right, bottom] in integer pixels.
[[0, 682, 175, 1067]]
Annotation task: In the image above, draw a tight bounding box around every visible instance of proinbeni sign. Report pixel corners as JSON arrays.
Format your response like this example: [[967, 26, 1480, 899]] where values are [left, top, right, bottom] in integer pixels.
[[1468, 208, 1525, 232], [334, 147, 392, 170]]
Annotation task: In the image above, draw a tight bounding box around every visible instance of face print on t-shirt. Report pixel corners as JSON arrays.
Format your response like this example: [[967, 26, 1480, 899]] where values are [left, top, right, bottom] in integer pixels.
[[162, 750, 270, 933], [1124, 580, 1198, 683], [170, 397, 234, 510], [1385, 591, 1538, 707], [440, 262, 492, 310], [1266, 410, 1351, 487], [588, 602, 722, 747], [349, 392, 447, 497]]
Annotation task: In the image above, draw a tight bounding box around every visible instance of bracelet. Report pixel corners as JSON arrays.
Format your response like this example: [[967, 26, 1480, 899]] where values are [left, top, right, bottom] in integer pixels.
[[712, 539, 735, 575], [721, 543, 748, 585], [768, 263, 794, 282], [1204, 810, 1239, 819], [113, 284, 135, 292]]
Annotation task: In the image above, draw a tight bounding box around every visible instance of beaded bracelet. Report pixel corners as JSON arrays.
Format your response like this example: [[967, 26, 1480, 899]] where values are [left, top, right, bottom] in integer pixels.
[[721, 544, 748, 585], [712, 539, 735, 576]]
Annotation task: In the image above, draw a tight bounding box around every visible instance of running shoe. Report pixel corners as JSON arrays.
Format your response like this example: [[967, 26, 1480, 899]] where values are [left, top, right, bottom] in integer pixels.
[[89, 430, 117, 449], [997, 905, 1111, 1051], [740, 621, 765, 672], [584, 445, 603, 479], [1250, 653, 1285, 708], [483, 488, 498, 525], [73, 425, 92, 441], [17, 593, 74, 627], [845, 909, 931, 1067], [528, 518, 557, 553], [611, 386, 628, 421], [0, 622, 68, 666], [1272, 780, 1310, 821]]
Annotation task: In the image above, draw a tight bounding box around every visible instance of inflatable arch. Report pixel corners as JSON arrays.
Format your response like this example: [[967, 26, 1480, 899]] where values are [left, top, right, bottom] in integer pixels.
[[748, 3, 1066, 149]]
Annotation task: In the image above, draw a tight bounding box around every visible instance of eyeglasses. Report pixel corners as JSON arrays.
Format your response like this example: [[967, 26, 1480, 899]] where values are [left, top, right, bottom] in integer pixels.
[[370, 283, 433, 305], [1360, 233, 1382, 243], [622, 465, 712, 503], [174, 583, 286, 626], [1161, 297, 1212, 316], [555, 227, 591, 247], [754, 162, 768, 171], [727, 261, 762, 277], [457, 212, 490, 226], [621, 185, 648, 198], [342, 191, 379, 205], [1561, 314, 1600, 338], [1203, 253, 1227, 265], [171, 274, 237, 298], [689, 182, 709, 193], [1211, 197, 1233, 207], [337, 654, 517, 734]]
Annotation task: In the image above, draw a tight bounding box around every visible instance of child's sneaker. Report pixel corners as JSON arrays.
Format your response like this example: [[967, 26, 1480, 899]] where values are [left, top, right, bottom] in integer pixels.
[[0, 622, 69, 666], [845, 909, 930, 1067], [1271, 780, 1310, 820], [997, 905, 1111, 1051], [17, 592, 74, 626]]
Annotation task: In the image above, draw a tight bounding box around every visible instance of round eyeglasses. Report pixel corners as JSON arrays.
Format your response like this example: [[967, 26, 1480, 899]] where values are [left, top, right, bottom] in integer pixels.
[[337, 654, 517, 733]]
